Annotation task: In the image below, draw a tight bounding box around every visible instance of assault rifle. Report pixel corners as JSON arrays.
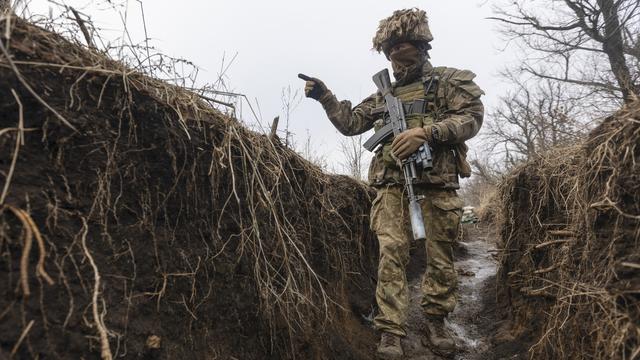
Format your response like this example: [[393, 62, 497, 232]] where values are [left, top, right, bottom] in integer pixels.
[[364, 69, 433, 241]]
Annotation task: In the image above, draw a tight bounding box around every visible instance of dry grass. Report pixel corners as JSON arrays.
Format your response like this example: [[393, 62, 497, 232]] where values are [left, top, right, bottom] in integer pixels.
[[496, 101, 640, 359]]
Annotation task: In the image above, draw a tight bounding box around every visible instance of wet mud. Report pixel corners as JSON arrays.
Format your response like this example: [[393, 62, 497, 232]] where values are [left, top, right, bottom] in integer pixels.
[[397, 224, 526, 360]]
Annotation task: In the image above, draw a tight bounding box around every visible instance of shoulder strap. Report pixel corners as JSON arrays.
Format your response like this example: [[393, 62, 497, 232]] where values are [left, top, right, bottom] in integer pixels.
[[422, 67, 445, 109]]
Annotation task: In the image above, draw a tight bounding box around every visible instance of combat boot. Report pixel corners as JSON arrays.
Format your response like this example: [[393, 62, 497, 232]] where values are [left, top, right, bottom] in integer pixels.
[[422, 316, 456, 358], [376, 332, 404, 359]]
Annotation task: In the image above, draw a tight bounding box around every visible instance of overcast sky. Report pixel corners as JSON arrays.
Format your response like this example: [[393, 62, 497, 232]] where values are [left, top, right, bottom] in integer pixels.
[[26, 0, 517, 173]]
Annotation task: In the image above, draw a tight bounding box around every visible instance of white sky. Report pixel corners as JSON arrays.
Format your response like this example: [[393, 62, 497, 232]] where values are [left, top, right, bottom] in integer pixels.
[[25, 0, 517, 173]]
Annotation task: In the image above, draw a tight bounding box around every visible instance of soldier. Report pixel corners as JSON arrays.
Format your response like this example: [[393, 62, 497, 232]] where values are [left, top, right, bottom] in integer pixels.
[[300, 8, 484, 359]]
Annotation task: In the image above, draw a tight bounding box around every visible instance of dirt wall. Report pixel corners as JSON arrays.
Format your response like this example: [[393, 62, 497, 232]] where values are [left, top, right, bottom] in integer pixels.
[[496, 102, 640, 359], [0, 17, 379, 359]]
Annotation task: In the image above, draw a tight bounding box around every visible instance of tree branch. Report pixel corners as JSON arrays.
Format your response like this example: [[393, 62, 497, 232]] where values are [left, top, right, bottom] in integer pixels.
[[522, 66, 622, 92]]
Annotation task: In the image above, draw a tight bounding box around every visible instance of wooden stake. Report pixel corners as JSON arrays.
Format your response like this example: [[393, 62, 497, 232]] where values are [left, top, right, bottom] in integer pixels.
[[270, 116, 279, 139]]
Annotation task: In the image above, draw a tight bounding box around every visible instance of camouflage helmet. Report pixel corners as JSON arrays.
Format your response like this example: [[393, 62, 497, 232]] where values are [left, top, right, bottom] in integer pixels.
[[372, 8, 433, 57]]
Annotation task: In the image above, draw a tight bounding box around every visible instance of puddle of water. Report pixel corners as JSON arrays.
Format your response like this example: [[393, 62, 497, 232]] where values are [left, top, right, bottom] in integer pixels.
[[449, 321, 481, 349], [448, 237, 498, 358], [402, 229, 499, 360]]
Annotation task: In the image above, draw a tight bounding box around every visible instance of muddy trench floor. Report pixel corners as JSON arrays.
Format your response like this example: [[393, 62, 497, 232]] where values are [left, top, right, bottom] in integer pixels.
[[370, 224, 528, 360]]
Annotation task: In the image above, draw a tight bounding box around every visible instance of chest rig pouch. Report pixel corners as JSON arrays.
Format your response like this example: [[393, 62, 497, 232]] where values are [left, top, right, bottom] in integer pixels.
[[371, 74, 440, 168]]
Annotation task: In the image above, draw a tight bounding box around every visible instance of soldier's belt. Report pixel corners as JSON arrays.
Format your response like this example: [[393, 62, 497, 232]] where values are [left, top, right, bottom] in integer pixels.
[[365, 99, 428, 152]]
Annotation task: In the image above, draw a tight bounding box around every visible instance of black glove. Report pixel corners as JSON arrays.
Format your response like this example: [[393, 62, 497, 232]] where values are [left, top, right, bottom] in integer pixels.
[[298, 73, 328, 101]]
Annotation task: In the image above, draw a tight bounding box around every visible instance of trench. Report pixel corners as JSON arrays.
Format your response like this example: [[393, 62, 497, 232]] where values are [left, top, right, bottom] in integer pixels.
[[400, 224, 500, 360]]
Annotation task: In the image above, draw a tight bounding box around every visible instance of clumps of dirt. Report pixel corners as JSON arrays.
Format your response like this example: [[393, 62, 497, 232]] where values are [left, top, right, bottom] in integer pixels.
[[496, 101, 640, 359], [0, 16, 379, 359]]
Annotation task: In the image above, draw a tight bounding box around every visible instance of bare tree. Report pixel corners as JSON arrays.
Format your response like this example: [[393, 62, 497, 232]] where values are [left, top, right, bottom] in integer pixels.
[[491, 0, 640, 105], [470, 157, 502, 186], [459, 153, 505, 208], [298, 130, 328, 170], [278, 86, 329, 170], [281, 85, 301, 147], [338, 135, 367, 181], [484, 76, 588, 167]]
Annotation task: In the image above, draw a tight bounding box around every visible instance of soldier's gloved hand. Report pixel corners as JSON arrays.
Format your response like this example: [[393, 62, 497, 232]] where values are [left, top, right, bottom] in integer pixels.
[[391, 126, 434, 160], [298, 73, 328, 101]]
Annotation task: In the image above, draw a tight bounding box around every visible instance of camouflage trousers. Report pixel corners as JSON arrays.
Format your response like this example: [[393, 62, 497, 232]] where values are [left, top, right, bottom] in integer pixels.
[[370, 185, 463, 336]]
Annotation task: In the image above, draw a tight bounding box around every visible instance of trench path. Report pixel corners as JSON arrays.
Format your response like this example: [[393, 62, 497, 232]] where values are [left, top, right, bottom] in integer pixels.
[[402, 225, 498, 360]]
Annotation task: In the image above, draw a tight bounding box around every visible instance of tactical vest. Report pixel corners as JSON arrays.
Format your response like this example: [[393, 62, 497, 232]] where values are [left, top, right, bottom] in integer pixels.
[[367, 67, 472, 188]]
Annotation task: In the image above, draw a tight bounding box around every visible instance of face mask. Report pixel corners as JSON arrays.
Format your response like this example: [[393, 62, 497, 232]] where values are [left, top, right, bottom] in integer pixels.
[[388, 43, 427, 85], [389, 45, 421, 71]]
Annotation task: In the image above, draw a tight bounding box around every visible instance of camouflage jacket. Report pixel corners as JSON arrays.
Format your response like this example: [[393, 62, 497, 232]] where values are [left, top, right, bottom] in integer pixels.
[[318, 62, 484, 189]]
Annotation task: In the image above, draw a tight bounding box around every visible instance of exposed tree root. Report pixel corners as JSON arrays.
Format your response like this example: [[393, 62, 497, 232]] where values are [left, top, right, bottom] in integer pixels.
[[2, 205, 55, 298], [79, 217, 112, 360], [10, 319, 34, 357]]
